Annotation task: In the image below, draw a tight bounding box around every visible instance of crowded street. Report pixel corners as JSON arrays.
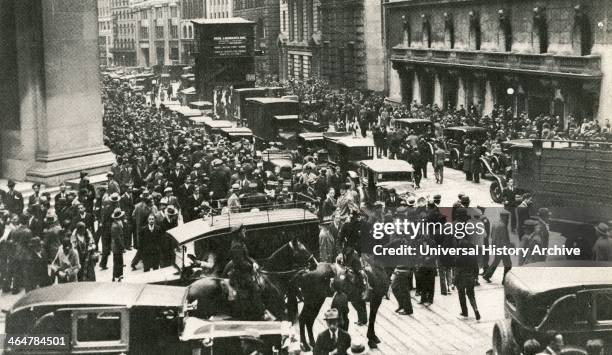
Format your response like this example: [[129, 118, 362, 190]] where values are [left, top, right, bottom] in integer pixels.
[[1, 0, 612, 354]]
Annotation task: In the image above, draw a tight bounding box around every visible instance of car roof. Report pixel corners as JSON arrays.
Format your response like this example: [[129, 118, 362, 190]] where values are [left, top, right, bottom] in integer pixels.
[[10, 283, 187, 313], [273, 115, 299, 120], [327, 135, 375, 148], [298, 132, 324, 140], [360, 159, 414, 173], [506, 261, 612, 294], [444, 126, 487, 132], [168, 208, 319, 245], [234, 87, 267, 93], [246, 97, 298, 104], [395, 118, 433, 124]]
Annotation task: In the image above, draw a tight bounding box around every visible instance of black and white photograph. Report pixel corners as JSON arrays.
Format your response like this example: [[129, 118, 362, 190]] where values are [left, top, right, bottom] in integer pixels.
[[0, 0, 611, 354]]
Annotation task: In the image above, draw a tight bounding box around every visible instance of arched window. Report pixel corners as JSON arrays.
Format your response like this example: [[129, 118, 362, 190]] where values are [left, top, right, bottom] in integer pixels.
[[188, 26, 192, 39], [533, 7, 548, 53], [401, 15, 411, 47], [444, 12, 454, 49], [469, 10, 481, 50], [498, 9, 512, 52], [573, 5, 592, 56], [183, 25, 187, 38], [421, 14, 431, 48]]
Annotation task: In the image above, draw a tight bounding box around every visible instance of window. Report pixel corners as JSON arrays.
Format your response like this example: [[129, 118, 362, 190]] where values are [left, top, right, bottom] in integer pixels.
[[171, 6, 178, 17], [596, 293, 612, 321], [188, 26, 192, 38], [72, 308, 128, 352], [282, 11, 286, 31], [142, 10, 148, 19], [533, 7, 547, 53], [141, 26, 149, 39], [183, 26, 187, 38], [156, 25, 164, 38], [156, 7, 162, 18], [171, 25, 178, 39]]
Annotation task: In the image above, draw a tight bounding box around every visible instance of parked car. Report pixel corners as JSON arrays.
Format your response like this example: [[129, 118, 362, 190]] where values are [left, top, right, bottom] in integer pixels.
[[492, 261, 612, 355], [4, 282, 288, 355], [441, 126, 488, 169], [359, 159, 415, 201]]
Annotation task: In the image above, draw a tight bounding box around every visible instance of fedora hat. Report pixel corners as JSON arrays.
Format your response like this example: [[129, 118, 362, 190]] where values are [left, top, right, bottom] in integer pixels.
[[595, 223, 609, 236], [111, 208, 125, 219], [165, 205, 178, 216], [109, 192, 120, 202]]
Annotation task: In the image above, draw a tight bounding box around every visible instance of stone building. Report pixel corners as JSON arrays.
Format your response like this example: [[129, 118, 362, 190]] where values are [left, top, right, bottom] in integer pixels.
[[384, 0, 611, 125], [111, 0, 138, 66], [278, 0, 321, 81], [317, 0, 384, 90], [132, 0, 182, 67], [180, 0, 233, 65], [233, 0, 281, 78], [0, 0, 114, 183], [98, 0, 114, 66]]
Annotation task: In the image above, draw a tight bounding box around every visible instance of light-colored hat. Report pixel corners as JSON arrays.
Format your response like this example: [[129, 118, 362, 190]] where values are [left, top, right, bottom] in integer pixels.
[[111, 208, 125, 219]]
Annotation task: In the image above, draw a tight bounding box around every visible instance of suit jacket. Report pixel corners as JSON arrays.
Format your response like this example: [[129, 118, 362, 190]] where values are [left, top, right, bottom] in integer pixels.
[[111, 220, 125, 254], [139, 225, 162, 254], [71, 213, 95, 234], [5, 190, 24, 215], [54, 192, 69, 212], [313, 328, 351, 355]]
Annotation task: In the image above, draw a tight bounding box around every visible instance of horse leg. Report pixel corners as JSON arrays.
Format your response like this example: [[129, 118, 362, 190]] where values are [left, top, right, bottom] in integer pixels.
[[351, 300, 368, 325], [307, 297, 325, 347], [299, 302, 313, 352], [287, 290, 298, 323], [367, 296, 383, 349]]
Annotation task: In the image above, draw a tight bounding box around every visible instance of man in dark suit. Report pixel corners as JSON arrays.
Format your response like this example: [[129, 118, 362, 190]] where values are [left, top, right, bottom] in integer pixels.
[[313, 308, 351, 355], [5, 180, 23, 216], [139, 214, 162, 272], [384, 188, 401, 215], [71, 203, 95, 235], [54, 182, 69, 213], [183, 186, 204, 223], [168, 162, 186, 190], [175, 175, 193, 214]]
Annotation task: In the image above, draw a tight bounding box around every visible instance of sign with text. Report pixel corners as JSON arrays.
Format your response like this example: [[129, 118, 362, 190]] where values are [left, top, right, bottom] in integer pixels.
[[213, 36, 248, 57]]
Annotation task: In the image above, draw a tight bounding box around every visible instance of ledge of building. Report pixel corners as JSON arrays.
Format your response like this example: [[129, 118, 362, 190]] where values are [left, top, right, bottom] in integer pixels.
[[25, 147, 115, 186]]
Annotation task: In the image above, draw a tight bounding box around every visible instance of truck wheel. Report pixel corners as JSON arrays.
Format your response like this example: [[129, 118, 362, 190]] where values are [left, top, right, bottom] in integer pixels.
[[490, 181, 503, 203], [492, 320, 516, 355]]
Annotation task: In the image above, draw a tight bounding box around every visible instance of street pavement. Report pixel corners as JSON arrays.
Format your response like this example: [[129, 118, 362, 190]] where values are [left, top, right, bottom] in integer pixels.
[[0, 167, 566, 354]]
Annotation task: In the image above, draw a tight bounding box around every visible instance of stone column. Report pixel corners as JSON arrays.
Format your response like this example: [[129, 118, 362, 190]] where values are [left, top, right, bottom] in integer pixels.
[[20, 0, 114, 184], [412, 71, 422, 104], [457, 76, 466, 110], [433, 73, 443, 108], [483, 79, 495, 116], [388, 64, 402, 103]]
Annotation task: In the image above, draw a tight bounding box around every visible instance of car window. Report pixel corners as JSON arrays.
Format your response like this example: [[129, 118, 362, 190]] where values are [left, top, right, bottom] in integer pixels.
[[76, 312, 122, 342], [378, 172, 412, 182], [596, 293, 612, 321]]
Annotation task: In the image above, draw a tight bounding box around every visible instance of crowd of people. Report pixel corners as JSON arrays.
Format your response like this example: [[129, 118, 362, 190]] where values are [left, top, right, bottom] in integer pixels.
[[0, 73, 609, 355]]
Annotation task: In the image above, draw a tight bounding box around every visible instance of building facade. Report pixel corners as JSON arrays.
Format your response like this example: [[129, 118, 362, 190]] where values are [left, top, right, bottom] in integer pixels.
[[180, 0, 233, 65], [233, 0, 281, 79], [110, 0, 137, 66], [278, 0, 321, 81], [132, 0, 182, 67], [384, 0, 611, 125], [316, 0, 384, 90], [98, 0, 113, 66]]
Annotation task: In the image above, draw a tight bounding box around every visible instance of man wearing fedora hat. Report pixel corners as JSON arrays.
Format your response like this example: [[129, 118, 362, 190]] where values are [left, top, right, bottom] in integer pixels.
[[314, 308, 351, 355], [159, 205, 178, 267], [110, 207, 126, 281], [592, 223, 612, 261], [4, 180, 23, 216], [100, 193, 121, 270], [106, 172, 120, 195]]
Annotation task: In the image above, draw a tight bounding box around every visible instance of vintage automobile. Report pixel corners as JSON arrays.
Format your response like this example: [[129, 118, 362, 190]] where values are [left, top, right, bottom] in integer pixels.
[[492, 261, 612, 355], [489, 139, 612, 257], [4, 282, 288, 355], [244, 98, 300, 145], [325, 134, 375, 173], [393, 118, 435, 137], [273, 115, 301, 149], [297, 132, 325, 151], [124, 207, 320, 285], [202, 117, 233, 135], [219, 126, 253, 142], [441, 126, 488, 169], [359, 159, 415, 200], [261, 149, 295, 181], [231, 87, 268, 125]]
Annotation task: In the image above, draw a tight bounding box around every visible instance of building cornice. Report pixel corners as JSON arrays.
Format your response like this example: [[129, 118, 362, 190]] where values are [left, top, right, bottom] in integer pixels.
[[384, 0, 475, 9]]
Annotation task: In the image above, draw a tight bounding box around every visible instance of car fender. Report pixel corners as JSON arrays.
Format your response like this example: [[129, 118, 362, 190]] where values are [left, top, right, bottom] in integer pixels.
[[452, 148, 461, 161], [479, 156, 496, 176]]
